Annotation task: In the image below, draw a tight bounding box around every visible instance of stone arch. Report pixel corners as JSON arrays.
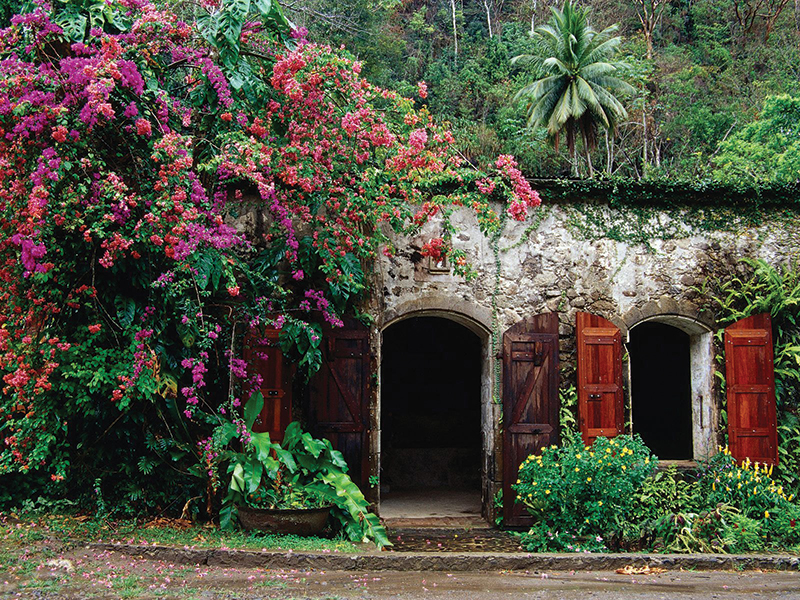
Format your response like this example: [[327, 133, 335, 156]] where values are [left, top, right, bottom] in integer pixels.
[[622, 300, 717, 462], [379, 295, 492, 339], [617, 296, 714, 337]]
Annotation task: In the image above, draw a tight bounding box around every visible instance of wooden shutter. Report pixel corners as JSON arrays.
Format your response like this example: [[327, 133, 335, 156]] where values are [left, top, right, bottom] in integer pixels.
[[577, 312, 624, 446], [307, 317, 370, 488], [502, 313, 560, 527], [725, 313, 778, 465], [243, 327, 293, 442]]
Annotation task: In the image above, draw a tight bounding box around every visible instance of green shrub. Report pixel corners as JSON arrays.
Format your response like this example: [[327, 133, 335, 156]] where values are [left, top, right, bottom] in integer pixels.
[[698, 449, 800, 549], [699, 449, 794, 519], [630, 467, 702, 522], [514, 434, 657, 551]]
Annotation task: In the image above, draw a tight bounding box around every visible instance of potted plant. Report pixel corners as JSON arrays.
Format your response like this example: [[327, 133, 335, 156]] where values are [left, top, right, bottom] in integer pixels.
[[219, 392, 390, 548]]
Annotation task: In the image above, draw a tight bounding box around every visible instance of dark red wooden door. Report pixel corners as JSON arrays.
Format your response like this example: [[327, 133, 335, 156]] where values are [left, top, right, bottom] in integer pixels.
[[502, 313, 560, 527], [725, 313, 778, 465], [243, 327, 293, 442], [307, 317, 370, 488], [576, 312, 624, 446]]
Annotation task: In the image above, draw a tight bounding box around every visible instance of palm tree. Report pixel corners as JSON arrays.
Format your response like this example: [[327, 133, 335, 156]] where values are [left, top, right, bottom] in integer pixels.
[[513, 1, 634, 177]]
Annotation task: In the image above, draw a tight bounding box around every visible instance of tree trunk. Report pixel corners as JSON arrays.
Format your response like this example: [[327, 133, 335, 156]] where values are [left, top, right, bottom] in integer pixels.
[[571, 144, 579, 178], [795, 0, 800, 34], [483, 0, 493, 38], [642, 109, 648, 172], [530, 0, 538, 34], [451, 0, 459, 68], [585, 144, 594, 178]]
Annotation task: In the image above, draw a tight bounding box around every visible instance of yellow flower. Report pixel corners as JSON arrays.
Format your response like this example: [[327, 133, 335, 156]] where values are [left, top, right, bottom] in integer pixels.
[[605, 448, 612, 453], [765, 511, 770, 519], [574, 467, 580, 472], [545, 489, 551, 495], [586, 477, 592, 483], [644, 458, 649, 464], [598, 501, 603, 506], [622, 465, 626, 471], [576, 454, 582, 459]]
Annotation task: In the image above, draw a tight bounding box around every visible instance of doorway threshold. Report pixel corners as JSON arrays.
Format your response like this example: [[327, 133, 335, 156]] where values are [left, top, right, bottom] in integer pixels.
[[380, 489, 487, 529]]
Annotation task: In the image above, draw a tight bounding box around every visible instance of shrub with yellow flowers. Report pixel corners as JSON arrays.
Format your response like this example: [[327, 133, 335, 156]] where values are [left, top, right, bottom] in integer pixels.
[[697, 447, 800, 548], [514, 434, 657, 551]]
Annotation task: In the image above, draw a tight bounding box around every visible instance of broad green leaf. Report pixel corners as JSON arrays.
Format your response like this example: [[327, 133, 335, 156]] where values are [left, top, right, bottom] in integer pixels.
[[244, 460, 263, 493], [244, 391, 264, 431]]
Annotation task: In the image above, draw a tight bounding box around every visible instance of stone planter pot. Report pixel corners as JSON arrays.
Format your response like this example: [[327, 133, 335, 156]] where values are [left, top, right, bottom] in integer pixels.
[[236, 504, 332, 536]]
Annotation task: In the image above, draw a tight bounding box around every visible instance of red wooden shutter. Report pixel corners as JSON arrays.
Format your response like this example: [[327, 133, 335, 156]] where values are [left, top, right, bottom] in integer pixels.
[[725, 313, 778, 465], [243, 327, 293, 442], [502, 313, 560, 527], [576, 312, 624, 446], [307, 317, 370, 489]]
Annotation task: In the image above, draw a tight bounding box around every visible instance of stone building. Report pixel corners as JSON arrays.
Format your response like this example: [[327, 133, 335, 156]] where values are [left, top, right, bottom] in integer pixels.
[[248, 186, 798, 525]]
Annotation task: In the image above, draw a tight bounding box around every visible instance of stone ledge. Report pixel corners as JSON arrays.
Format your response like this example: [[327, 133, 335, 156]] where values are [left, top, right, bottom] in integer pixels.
[[88, 543, 800, 572]]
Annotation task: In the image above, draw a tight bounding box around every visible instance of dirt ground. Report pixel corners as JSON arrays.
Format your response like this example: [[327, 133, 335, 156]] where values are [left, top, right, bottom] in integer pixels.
[[2, 545, 800, 600]]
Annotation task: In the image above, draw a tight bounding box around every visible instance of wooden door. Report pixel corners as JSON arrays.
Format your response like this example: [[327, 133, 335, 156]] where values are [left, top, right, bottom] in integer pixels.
[[502, 313, 560, 527], [725, 313, 778, 465], [576, 312, 624, 446], [243, 327, 293, 442], [307, 317, 370, 488]]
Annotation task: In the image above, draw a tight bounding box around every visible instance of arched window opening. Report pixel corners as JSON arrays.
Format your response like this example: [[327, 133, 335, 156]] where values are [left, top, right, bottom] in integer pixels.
[[629, 322, 693, 460]]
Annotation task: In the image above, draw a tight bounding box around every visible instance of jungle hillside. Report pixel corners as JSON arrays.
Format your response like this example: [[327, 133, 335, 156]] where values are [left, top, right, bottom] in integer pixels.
[[273, 0, 800, 183]]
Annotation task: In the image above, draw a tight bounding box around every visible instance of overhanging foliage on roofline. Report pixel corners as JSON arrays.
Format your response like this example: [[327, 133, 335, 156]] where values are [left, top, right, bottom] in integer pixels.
[[528, 177, 800, 210]]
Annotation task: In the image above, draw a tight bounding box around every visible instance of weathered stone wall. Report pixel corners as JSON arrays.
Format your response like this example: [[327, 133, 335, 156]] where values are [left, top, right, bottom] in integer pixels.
[[374, 200, 799, 521], [377, 201, 797, 352]]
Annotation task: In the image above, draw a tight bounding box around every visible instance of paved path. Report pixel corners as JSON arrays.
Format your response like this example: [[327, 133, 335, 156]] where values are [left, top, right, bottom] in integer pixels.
[[281, 569, 800, 599]]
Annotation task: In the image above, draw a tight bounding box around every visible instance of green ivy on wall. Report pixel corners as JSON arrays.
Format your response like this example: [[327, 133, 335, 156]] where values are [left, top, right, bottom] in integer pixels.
[[535, 177, 800, 248]]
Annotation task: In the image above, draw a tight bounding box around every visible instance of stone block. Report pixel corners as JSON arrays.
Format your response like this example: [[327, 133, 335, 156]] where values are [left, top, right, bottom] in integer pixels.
[[570, 297, 586, 308]]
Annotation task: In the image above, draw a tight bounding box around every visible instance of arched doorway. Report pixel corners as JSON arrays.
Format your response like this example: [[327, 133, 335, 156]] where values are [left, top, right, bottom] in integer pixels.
[[629, 322, 693, 459], [380, 316, 483, 519]]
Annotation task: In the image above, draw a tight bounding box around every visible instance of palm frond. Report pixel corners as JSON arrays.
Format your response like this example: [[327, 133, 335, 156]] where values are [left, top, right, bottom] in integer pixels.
[[582, 36, 623, 64]]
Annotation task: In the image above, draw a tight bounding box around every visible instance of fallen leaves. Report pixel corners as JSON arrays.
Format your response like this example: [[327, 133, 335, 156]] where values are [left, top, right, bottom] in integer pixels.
[[616, 565, 667, 575]]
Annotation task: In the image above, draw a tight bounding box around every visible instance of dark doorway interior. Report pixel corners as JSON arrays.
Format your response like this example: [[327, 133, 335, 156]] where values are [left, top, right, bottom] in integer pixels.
[[629, 322, 693, 459], [381, 317, 482, 493]]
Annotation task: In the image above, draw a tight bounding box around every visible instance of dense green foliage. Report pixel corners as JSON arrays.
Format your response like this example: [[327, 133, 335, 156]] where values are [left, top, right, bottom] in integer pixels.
[[293, 0, 800, 182], [514, 434, 658, 552], [515, 438, 800, 553]]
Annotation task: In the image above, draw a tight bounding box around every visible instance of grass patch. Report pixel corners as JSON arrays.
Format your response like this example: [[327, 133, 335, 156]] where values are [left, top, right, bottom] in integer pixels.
[[0, 513, 358, 554]]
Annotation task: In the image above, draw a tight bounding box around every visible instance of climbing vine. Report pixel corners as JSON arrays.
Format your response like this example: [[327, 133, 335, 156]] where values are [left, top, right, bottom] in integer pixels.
[[538, 178, 800, 248]]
